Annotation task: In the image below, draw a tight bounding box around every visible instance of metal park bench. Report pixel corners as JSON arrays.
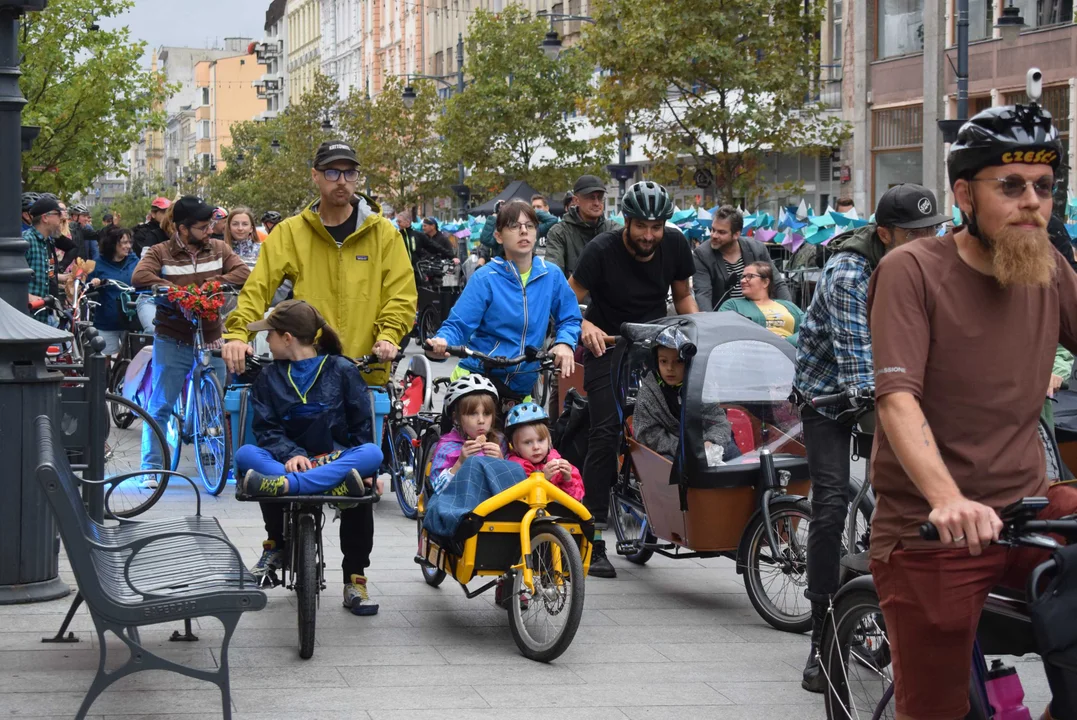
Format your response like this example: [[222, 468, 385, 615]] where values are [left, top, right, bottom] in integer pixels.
[[33, 415, 266, 719]]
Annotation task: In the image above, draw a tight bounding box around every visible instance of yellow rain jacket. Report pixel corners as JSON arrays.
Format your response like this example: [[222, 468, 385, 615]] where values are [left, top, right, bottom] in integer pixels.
[[224, 195, 417, 386]]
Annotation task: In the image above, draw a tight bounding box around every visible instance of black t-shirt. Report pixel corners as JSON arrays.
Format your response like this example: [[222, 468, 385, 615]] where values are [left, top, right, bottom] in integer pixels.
[[572, 227, 695, 335], [325, 208, 359, 246]]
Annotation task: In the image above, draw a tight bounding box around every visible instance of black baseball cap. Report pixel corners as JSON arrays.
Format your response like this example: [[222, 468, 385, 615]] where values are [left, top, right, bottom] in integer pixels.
[[573, 175, 607, 196], [875, 184, 951, 229], [29, 195, 61, 218], [314, 140, 358, 169], [172, 196, 214, 226]]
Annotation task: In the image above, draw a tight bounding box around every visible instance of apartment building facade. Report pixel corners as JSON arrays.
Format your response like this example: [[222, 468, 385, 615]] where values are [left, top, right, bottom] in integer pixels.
[[254, 0, 290, 119], [832, 0, 1076, 214], [287, 0, 322, 104]]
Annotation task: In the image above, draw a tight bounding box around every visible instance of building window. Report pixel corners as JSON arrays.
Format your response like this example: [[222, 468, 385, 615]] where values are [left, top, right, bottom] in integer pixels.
[[197, 120, 211, 140], [971, 95, 992, 115], [877, 0, 925, 59], [200, 87, 210, 105], [1011, 0, 1073, 28], [832, 0, 843, 61], [872, 104, 924, 208], [968, 0, 994, 41]]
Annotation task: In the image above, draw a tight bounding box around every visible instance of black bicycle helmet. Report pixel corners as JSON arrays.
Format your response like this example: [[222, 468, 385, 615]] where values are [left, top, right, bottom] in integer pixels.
[[262, 210, 282, 224], [21, 192, 40, 212], [621, 181, 674, 222], [947, 104, 1064, 188]]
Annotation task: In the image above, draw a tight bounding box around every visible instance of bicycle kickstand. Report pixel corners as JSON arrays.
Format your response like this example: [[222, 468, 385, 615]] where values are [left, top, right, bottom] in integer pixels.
[[41, 592, 84, 643]]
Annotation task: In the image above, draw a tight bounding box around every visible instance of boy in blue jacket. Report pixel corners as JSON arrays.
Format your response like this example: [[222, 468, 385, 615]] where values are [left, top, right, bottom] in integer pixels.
[[234, 300, 384, 616], [427, 199, 581, 399]]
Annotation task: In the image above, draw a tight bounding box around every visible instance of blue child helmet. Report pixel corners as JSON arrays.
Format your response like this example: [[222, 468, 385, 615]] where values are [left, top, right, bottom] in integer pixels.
[[504, 402, 549, 433]]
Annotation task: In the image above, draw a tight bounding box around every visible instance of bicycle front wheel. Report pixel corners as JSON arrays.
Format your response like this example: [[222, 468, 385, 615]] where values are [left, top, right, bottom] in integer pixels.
[[102, 393, 171, 519], [108, 359, 135, 429], [193, 371, 231, 495], [821, 587, 894, 720], [392, 425, 420, 519]]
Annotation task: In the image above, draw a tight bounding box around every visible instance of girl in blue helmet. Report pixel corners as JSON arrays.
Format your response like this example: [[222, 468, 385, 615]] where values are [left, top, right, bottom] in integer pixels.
[[504, 402, 584, 500]]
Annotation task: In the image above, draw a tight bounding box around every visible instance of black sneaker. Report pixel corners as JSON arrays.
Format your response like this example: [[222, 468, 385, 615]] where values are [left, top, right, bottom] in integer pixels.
[[802, 642, 825, 693], [588, 540, 617, 579], [236, 470, 287, 499], [327, 469, 368, 498]]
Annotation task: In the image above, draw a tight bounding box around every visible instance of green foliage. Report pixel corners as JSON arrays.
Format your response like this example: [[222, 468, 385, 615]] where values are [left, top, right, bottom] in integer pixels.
[[584, 0, 850, 205], [20, 0, 173, 197], [210, 73, 340, 216], [338, 77, 455, 214], [438, 4, 611, 199], [89, 174, 167, 228]]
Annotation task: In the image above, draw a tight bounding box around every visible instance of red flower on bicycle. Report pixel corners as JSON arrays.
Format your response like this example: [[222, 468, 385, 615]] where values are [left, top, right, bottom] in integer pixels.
[[167, 281, 227, 323]]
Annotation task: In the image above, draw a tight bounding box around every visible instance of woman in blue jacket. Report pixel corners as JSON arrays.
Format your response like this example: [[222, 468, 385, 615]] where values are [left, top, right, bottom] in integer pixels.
[[87, 225, 139, 355], [428, 199, 581, 399]]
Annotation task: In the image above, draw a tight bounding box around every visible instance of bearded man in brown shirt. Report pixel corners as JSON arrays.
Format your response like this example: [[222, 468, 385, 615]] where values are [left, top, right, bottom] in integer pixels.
[[867, 102, 1077, 720]]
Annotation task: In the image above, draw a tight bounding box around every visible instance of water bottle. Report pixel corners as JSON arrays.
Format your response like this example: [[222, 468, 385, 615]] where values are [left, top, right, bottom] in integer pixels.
[[985, 659, 1032, 720]]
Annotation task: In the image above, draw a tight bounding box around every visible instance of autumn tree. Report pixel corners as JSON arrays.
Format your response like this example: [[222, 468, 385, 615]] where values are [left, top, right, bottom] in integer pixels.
[[438, 5, 610, 198], [338, 77, 454, 214], [584, 0, 849, 205], [20, 0, 172, 196]]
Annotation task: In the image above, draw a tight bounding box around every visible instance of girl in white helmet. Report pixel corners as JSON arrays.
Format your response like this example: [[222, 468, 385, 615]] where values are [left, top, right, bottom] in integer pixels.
[[427, 375, 507, 494]]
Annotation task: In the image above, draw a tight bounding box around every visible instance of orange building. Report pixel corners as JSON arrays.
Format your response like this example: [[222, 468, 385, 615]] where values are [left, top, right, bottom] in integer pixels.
[[194, 47, 265, 173]]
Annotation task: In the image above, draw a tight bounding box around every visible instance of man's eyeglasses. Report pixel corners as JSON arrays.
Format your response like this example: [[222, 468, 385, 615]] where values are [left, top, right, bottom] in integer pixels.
[[901, 224, 942, 240], [505, 222, 537, 232], [321, 168, 359, 182], [189, 223, 211, 234], [40, 210, 61, 218], [970, 175, 1058, 200]]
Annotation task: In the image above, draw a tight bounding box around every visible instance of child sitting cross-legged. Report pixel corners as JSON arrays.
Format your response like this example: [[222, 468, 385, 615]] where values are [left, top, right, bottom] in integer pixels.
[[503, 402, 584, 501], [233, 300, 384, 616]]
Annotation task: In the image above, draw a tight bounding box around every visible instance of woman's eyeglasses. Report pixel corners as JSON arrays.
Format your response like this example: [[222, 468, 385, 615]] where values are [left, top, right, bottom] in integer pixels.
[[740, 273, 763, 282], [505, 222, 537, 232], [970, 175, 1058, 200], [321, 168, 360, 182]]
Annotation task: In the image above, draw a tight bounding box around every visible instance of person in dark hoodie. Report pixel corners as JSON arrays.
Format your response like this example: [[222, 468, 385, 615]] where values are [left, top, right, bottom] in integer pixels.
[[792, 183, 950, 693], [544, 175, 619, 276], [132, 197, 172, 256], [87, 225, 140, 355]]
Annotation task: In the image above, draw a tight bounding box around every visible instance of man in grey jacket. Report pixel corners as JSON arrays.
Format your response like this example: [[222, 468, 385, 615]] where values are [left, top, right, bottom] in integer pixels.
[[693, 205, 791, 310], [545, 174, 619, 276]]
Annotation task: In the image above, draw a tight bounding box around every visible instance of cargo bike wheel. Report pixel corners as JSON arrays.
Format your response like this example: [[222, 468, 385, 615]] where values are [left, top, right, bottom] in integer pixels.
[[507, 524, 585, 662], [416, 427, 446, 587], [742, 498, 812, 633], [296, 512, 319, 660]]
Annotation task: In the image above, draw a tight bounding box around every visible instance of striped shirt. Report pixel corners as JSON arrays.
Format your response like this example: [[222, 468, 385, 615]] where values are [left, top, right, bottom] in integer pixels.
[[131, 236, 250, 344], [725, 256, 745, 299]]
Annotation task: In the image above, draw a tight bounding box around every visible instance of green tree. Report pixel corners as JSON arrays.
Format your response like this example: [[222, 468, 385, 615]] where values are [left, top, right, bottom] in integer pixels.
[[211, 73, 340, 216], [90, 174, 168, 228], [20, 0, 172, 196], [338, 77, 454, 214], [584, 0, 850, 205], [438, 5, 611, 198]]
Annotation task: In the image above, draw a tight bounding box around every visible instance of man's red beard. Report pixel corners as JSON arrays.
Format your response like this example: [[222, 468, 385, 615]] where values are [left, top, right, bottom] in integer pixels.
[[982, 212, 1055, 288]]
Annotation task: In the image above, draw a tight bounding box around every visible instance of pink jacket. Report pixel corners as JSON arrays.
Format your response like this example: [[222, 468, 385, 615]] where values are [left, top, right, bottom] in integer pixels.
[[506, 448, 584, 501]]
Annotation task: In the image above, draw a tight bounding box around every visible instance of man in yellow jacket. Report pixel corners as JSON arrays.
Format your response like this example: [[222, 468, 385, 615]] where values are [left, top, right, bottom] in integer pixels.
[[222, 140, 417, 387], [221, 141, 417, 617]]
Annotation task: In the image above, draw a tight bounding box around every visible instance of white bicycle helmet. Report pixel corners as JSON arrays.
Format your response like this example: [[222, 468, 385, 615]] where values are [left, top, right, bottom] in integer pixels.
[[444, 374, 498, 412]]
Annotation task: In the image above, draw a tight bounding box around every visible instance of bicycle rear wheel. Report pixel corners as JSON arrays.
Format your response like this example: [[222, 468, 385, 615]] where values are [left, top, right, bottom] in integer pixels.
[[193, 371, 230, 495], [102, 393, 171, 519], [392, 425, 420, 519], [822, 587, 894, 720], [296, 513, 317, 659]]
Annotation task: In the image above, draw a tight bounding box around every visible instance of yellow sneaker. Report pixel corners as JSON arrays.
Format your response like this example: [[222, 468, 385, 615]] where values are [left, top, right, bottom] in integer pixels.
[[343, 574, 379, 616]]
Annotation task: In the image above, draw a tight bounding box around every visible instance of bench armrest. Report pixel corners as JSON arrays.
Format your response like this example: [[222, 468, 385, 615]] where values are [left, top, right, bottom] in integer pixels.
[[89, 471, 203, 520], [115, 531, 249, 595]]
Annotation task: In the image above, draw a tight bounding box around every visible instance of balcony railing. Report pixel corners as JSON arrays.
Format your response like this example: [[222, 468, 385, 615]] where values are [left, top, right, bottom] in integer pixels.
[[814, 63, 842, 111]]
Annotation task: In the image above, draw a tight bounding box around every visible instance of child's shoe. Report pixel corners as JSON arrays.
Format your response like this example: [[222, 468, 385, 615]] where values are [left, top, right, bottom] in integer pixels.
[[343, 574, 379, 616], [236, 470, 288, 498]]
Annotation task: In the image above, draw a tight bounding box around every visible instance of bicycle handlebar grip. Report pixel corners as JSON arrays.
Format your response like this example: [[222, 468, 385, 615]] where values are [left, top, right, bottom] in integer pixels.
[[919, 522, 940, 541], [444, 345, 469, 358], [811, 393, 848, 409]]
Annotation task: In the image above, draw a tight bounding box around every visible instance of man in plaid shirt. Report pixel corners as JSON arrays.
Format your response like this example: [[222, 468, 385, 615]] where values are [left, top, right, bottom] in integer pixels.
[[794, 184, 949, 693], [23, 195, 65, 311]]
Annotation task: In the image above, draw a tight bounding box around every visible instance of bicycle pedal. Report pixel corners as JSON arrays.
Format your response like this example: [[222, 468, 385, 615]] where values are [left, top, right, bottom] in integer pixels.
[[615, 542, 637, 556]]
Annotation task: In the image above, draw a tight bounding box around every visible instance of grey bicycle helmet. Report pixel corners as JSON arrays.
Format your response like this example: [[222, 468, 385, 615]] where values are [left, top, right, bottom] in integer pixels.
[[262, 210, 282, 224], [621, 181, 674, 222], [21, 192, 40, 212], [70, 204, 88, 215], [444, 374, 498, 412]]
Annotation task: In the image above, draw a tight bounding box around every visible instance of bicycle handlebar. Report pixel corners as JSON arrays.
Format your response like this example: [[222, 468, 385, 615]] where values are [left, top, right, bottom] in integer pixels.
[[810, 387, 876, 410], [919, 498, 1077, 548], [441, 344, 554, 368], [353, 352, 407, 369]]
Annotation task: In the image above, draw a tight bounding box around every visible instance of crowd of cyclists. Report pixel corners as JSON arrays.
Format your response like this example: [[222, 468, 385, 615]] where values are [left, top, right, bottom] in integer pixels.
[[19, 88, 1077, 717]]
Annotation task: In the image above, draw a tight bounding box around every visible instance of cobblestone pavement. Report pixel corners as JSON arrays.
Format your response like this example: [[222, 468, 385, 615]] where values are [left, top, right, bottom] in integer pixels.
[[0, 358, 1053, 719]]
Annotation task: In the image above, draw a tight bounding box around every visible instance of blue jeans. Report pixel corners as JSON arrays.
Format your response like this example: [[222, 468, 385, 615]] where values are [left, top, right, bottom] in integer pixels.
[[140, 335, 226, 471], [135, 295, 156, 334], [235, 444, 383, 494], [96, 329, 123, 356]]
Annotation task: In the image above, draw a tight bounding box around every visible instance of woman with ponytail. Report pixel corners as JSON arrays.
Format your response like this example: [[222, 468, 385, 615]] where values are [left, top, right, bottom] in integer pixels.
[[234, 299, 384, 616]]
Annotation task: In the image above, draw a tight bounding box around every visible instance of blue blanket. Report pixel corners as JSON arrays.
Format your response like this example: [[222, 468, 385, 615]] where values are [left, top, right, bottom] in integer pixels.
[[423, 456, 526, 538]]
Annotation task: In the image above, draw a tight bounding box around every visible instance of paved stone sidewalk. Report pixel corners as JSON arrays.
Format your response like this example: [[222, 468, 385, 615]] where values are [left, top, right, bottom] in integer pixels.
[[0, 461, 836, 719]]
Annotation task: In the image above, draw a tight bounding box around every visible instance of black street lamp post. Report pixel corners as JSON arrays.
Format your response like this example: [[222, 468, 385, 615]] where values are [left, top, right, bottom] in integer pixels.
[[537, 11, 637, 202], [399, 33, 468, 217], [0, 0, 75, 606]]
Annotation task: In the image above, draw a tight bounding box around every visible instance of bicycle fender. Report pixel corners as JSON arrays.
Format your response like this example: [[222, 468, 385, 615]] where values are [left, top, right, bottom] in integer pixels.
[[734, 494, 809, 575]]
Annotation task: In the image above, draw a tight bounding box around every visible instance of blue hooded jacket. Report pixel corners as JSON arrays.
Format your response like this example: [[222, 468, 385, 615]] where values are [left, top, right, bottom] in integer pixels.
[[434, 256, 581, 395], [87, 252, 139, 331], [250, 354, 375, 463]]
